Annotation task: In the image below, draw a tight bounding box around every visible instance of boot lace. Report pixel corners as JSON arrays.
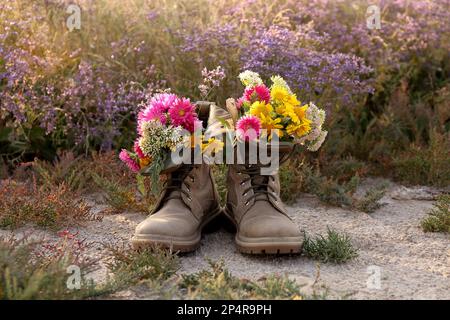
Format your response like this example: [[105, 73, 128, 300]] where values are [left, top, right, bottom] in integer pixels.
[[162, 164, 196, 202], [237, 164, 277, 205]]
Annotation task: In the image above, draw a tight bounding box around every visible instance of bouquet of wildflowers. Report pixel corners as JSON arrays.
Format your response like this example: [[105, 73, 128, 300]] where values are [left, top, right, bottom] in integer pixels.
[[119, 67, 226, 190], [229, 70, 327, 151], [119, 93, 202, 186]]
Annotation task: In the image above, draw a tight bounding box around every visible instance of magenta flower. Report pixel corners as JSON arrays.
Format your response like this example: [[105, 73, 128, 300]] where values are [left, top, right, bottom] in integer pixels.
[[119, 149, 140, 172], [236, 97, 245, 110], [244, 85, 270, 104], [194, 119, 204, 131], [169, 98, 198, 132], [134, 139, 145, 159], [236, 115, 261, 141], [137, 93, 178, 133]]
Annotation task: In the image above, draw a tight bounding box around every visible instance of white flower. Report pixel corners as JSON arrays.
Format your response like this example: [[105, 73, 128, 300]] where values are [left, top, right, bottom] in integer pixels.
[[238, 70, 263, 87], [306, 102, 325, 128], [198, 84, 209, 97], [294, 102, 327, 151], [138, 120, 186, 157], [270, 75, 292, 93], [167, 126, 185, 151], [307, 130, 328, 152]]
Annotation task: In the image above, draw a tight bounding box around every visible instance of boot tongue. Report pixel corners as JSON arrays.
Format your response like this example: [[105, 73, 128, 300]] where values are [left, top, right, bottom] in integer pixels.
[[163, 166, 192, 201], [254, 176, 270, 201]]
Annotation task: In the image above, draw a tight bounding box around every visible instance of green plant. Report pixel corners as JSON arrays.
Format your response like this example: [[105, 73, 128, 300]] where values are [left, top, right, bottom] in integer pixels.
[[0, 180, 97, 229], [212, 164, 228, 205], [421, 195, 450, 233], [31, 152, 88, 193], [393, 131, 450, 187], [106, 245, 180, 287], [179, 259, 304, 300], [354, 184, 387, 213], [303, 228, 358, 263], [0, 236, 103, 300], [281, 158, 359, 207], [92, 173, 155, 214]]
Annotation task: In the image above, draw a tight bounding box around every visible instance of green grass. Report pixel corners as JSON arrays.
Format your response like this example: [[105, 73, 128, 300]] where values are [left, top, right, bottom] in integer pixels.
[[107, 245, 180, 287], [1, 237, 338, 300], [212, 164, 228, 205], [303, 228, 358, 263], [421, 195, 450, 233], [354, 184, 387, 213], [179, 260, 305, 300], [280, 158, 359, 207], [0, 236, 185, 300], [393, 131, 450, 187], [0, 237, 102, 299], [92, 173, 153, 214], [0, 180, 96, 229]]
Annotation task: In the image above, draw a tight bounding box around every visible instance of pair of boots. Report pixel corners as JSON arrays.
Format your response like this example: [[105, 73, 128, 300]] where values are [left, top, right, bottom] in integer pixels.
[[132, 161, 302, 254], [131, 104, 302, 254]]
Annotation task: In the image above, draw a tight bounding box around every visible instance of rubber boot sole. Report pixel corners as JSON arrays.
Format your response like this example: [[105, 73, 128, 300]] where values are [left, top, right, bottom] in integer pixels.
[[131, 206, 222, 253]]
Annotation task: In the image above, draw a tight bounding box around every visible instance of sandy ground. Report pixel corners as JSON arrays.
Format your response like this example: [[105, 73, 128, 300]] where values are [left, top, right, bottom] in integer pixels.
[[1, 178, 449, 300]]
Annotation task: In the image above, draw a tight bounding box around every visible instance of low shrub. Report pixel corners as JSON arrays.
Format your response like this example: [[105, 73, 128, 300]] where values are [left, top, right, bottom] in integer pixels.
[[303, 228, 358, 263], [0, 180, 97, 229], [421, 195, 450, 233]]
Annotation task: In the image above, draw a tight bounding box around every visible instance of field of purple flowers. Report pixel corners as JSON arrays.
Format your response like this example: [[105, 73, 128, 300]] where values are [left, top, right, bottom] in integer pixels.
[[1, 0, 449, 187]]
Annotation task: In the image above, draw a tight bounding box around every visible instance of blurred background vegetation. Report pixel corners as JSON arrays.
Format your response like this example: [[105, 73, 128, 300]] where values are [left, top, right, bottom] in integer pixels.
[[0, 0, 449, 188]]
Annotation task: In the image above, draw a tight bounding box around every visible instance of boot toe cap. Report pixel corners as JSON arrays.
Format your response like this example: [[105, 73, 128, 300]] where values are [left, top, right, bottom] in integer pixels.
[[135, 215, 196, 238], [240, 214, 301, 239]]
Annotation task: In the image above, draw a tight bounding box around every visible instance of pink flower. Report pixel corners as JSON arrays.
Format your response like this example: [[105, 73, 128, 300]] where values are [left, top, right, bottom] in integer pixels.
[[194, 119, 204, 131], [134, 140, 145, 159], [168, 98, 198, 132], [137, 93, 178, 133], [119, 149, 140, 172], [236, 115, 261, 141], [236, 97, 245, 109], [244, 85, 270, 104]]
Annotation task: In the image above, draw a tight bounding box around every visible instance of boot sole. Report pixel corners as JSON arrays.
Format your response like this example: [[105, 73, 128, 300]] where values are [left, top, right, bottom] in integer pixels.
[[236, 235, 303, 255], [224, 208, 303, 255], [131, 205, 222, 253]]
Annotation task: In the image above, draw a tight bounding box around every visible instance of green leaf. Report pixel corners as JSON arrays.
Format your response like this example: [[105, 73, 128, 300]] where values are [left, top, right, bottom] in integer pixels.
[[215, 116, 231, 129], [136, 174, 147, 196], [0, 127, 12, 141]]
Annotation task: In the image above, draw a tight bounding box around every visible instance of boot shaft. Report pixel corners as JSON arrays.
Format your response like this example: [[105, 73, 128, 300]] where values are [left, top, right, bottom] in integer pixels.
[[153, 163, 220, 220]]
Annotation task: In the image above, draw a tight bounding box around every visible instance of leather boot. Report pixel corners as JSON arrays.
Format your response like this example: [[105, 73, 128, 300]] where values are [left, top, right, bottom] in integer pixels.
[[225, 145, 302, 254], [132, 163, 221, 252]]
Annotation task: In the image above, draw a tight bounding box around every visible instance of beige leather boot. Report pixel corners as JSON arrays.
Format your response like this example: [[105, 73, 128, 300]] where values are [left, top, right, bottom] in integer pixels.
[[225, 146, 302, 254], [132, 164, 221, 252]]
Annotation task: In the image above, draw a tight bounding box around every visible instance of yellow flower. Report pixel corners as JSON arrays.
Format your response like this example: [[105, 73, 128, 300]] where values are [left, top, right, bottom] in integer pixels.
[[270, 85, 291, 103], [260, 113, 284, 138], [276, 103, 299, 123], [249, 101, 273, 118], [286, 119, 312, 138], [291, 104, 309, 124], [202, 137, 224, 154], [287, 94, 301, 107]]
